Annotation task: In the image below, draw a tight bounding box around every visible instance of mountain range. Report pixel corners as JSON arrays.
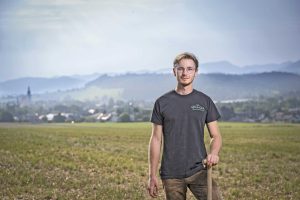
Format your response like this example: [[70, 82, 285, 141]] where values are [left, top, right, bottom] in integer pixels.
[[155, 60, 300, 74], [85, 72, 300, 101], [1, 60, 299, 101]]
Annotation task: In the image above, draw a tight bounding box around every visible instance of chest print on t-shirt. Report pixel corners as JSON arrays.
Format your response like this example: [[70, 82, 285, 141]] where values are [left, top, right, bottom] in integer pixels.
[[190, 104, 205, 112]]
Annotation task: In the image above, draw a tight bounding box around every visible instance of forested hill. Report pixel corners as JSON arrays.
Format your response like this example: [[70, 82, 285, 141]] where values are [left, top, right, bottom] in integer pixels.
[[86, 72, 300, 101], [1, 72, 299, 101]]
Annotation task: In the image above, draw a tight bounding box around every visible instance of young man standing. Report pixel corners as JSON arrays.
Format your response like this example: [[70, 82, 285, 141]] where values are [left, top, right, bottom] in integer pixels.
[[148, 52, 222, 200]]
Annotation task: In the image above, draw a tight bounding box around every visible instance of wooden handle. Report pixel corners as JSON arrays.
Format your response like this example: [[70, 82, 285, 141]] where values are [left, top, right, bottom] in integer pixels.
[[207, 165, 212, 200], [202, 159, 212, 200]]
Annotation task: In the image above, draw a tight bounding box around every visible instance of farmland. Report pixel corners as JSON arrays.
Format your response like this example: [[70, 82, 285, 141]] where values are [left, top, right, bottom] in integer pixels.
[[0, 122, 299, 199]]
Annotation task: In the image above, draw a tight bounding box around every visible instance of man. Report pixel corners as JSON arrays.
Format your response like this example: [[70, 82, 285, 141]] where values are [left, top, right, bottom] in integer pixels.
[[148, 52, 222, 200]]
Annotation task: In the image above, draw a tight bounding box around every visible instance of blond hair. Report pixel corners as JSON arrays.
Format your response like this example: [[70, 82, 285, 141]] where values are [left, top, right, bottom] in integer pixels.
[[173, 52, 199, 69]]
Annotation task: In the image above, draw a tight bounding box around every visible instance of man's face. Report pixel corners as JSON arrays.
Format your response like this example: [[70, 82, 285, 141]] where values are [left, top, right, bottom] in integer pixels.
[[173, 58, 198, 87]]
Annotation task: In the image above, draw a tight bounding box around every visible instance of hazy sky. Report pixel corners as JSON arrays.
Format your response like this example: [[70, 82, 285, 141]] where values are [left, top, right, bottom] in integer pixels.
[[0, 0, 299, 81]]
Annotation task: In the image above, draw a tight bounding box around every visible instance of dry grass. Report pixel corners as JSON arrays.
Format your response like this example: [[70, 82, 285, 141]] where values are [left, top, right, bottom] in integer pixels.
[[0, 122, 299, 199]]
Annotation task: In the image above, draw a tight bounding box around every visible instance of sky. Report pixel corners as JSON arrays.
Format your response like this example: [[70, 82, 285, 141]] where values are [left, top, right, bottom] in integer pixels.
[[0, 0, 299, 81]]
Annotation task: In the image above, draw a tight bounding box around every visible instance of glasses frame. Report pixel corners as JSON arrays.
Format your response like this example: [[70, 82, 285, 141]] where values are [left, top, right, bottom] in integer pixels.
[[175, 66, 197, 74]]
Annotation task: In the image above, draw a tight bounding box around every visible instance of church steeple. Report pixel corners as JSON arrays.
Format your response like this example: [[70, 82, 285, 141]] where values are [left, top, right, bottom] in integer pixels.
[[27, 86, 31, 101]]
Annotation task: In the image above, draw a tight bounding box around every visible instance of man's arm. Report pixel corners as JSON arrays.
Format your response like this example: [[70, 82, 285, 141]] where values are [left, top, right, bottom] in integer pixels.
[[148, 123, 163, 198], [206, 120, 222, 166]]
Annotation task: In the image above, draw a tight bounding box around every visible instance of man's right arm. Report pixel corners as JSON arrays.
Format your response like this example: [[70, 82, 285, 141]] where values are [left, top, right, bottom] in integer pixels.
[[148, 123, 163, 198]]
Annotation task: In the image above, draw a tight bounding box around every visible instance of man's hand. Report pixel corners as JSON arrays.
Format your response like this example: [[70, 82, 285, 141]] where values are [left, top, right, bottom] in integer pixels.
[[148, 176, 159, 198], [206, 121, 222, 167], [206, 153, 219, 167]]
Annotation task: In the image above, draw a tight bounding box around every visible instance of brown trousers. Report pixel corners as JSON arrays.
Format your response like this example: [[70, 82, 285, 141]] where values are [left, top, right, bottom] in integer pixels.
[[162, 170, 222, 200]]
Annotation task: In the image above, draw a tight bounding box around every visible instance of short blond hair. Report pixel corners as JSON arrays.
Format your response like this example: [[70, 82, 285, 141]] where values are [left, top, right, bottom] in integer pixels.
[[173, 52, 199, 69]]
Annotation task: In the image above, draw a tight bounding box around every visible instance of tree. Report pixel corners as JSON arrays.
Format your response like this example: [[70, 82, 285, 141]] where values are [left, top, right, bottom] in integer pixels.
[[41, 116, 48, 123], [53, 113, 66, 123], [118, 112, 131, 122], [0, 110, 14, 122], [219, 106, 235, 120], [116, 107, 125, 115]]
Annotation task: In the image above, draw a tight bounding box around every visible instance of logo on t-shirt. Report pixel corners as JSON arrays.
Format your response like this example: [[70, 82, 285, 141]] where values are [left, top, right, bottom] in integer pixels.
[[191, 104, 205, 111]]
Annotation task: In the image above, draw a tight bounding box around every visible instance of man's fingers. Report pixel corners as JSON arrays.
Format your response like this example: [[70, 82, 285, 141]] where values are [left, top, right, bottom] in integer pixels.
[[150, 186, 158, 198], [207, 155, 214, 166], [206, 154, 219, 166], [209, 156, 218, 165], [148, 177, 160, 198], [148, 186, 153, 197], [153, 185, 158, 196], [148, 185, 154, 197], [148, 183, 158, 198]]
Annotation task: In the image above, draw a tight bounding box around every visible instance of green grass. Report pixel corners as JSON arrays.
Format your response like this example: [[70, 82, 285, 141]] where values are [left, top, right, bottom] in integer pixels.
[[0, 122, 299, 199]]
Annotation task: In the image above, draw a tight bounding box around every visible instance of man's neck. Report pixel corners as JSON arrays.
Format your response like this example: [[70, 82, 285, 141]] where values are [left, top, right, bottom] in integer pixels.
[[175, 84, 194, 95]]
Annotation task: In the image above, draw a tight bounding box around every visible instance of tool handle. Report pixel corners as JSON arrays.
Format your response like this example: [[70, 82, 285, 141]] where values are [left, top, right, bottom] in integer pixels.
[[202, 159, 212, 200], [207, 165, 212, 200]]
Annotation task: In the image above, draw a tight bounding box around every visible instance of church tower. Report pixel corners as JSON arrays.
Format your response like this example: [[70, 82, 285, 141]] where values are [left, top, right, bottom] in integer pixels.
[[27, 86, 31, 102]]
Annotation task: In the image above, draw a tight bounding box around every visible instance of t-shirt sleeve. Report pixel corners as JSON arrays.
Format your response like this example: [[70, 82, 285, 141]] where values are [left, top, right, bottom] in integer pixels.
[[150, 100, 163, 125], [205, 97, 221, 123]]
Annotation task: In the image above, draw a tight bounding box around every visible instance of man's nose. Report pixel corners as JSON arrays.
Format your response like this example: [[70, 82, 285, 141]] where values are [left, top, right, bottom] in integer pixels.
[[182, 69, 188, 75]]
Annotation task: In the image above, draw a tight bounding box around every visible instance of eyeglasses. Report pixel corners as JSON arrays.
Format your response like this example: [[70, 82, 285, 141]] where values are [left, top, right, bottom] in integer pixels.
[[175, 67, 196, 74]]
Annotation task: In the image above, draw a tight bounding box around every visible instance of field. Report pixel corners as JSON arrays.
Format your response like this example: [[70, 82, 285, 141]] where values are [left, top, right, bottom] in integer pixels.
[[0, 122, 299, 200]]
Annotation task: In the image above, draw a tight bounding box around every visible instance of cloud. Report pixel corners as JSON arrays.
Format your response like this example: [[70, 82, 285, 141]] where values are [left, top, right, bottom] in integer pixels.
[[0, 0, 299, 81]]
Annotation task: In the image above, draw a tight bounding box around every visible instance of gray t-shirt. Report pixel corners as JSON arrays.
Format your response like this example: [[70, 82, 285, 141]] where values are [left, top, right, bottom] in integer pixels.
[[151, 89, 221, 179]]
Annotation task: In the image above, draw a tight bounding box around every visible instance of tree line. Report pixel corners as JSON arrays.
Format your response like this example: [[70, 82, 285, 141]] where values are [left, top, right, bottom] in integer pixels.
[[0, 95, 299, 123]]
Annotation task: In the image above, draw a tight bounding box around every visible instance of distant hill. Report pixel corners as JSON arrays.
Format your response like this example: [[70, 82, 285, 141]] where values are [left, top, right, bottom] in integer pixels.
[[1, 59, 299, 100], [280, 60, 300, 74], [199, 61, 298, 74], [195, 72, 300, 100], [156, 60, 299, 75], [241, 62, 292, 74], [83, 72, 300, 101], [85, 73, 176, 100], [200, 61, 241, 74], [71, 73, 102, 82], [0, 77, 85, 95], [2, 72, 299, 101]]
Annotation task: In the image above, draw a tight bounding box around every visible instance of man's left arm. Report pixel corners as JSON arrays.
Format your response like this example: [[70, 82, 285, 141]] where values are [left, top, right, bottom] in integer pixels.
[[206, 120, 222, 166]]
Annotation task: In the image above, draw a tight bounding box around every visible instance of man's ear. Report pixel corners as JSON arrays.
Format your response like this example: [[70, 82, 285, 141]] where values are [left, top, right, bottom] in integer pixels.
[[173, 68, 176, 76]]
